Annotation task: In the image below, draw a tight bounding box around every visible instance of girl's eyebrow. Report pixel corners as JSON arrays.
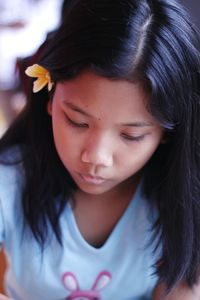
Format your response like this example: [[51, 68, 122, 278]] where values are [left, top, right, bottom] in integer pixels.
[[62, 100, 153, 127], [63, 100, 92, 117], [121, 121, 153, 127]]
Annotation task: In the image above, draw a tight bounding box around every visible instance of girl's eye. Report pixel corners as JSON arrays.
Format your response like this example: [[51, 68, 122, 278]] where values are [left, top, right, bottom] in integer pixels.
[[121, 133, 145, 142], [65, 115, 88, 128]]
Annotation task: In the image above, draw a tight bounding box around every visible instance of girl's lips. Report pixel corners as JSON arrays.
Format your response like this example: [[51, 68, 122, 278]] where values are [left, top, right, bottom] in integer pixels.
[[79, 173, 106, 184]]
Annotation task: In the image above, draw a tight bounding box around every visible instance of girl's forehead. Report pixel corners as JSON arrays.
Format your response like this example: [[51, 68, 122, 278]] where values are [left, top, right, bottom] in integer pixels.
[[53, 73, 155, 124], [56, 71, 148, 102]]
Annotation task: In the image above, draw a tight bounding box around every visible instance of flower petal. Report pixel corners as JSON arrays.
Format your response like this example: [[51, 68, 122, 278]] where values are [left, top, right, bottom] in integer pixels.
[[33, 77, 48, 93], [25, 64, 48, 78], [47, 81, 54, 91], [25, 63, 54, 93]]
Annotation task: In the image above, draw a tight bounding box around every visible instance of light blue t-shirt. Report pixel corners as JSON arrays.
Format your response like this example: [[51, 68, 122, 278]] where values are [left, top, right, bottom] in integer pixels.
[[0, 147, 160, 300]]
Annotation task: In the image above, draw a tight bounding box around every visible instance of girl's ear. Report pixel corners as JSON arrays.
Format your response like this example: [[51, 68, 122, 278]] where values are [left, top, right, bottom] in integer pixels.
[[47, 100, 52, 116], [160, 132, 170, 144], [160, 137, 168, 144]]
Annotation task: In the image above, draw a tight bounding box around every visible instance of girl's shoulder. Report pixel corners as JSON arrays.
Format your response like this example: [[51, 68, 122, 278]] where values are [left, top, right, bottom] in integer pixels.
[[0, 145, 25, 248], [0, 144, 23, 162], [0, 144, 24, 180], [0, 144, 25, 211]]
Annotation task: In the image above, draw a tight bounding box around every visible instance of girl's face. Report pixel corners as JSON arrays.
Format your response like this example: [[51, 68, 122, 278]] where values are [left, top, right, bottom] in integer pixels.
[[48, 70, 163, 195]]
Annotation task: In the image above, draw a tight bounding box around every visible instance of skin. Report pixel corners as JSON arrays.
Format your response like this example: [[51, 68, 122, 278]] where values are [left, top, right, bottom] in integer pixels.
[[47, 70, 165, 242], [48, 70, 164, 198], [47, 70, 165, 247]]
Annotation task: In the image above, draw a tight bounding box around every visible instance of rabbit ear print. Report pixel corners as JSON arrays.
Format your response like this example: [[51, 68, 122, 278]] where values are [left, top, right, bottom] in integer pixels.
[[62, 272, 80, 292], [92, 271, 112, 291]]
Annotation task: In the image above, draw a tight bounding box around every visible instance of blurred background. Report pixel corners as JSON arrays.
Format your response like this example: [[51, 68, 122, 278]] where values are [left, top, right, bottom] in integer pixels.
[[0, 0, 64, 137], [0, 0, 199, 138]]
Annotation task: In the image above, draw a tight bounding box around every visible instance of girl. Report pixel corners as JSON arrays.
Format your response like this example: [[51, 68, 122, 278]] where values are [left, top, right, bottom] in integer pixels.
[[0, 0, 200, 299]]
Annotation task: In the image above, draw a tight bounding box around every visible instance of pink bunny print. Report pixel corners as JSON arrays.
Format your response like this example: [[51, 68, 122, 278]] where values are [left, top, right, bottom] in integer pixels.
[[62, 270, 112, 300]]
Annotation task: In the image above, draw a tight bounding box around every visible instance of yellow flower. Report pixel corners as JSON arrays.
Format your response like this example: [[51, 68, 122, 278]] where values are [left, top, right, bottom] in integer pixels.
[[25, 64, 54, 93]]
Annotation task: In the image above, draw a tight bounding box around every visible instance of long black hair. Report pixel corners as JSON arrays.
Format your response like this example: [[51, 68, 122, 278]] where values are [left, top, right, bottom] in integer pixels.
[[0, 0, 200, 293]]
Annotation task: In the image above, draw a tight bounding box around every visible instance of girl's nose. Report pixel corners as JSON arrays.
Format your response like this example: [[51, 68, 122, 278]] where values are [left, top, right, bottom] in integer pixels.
[[81, 135, 113, 167]]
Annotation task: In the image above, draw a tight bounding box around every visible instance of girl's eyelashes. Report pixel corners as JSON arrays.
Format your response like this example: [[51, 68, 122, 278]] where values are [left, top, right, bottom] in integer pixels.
[[65, 115, 89, 128], [121, 133, 146, 142]]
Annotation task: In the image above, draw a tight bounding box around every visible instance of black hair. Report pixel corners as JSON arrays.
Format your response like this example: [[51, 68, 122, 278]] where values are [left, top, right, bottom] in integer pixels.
[[0, 0, 200, 293]]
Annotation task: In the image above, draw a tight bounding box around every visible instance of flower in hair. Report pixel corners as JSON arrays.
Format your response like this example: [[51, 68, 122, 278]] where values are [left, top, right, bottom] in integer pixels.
[[25, 64, 54, 93]]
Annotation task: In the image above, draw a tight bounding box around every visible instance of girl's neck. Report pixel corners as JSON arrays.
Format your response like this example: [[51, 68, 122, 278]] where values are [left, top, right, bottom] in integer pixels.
[[71, 175, 141, 248]]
